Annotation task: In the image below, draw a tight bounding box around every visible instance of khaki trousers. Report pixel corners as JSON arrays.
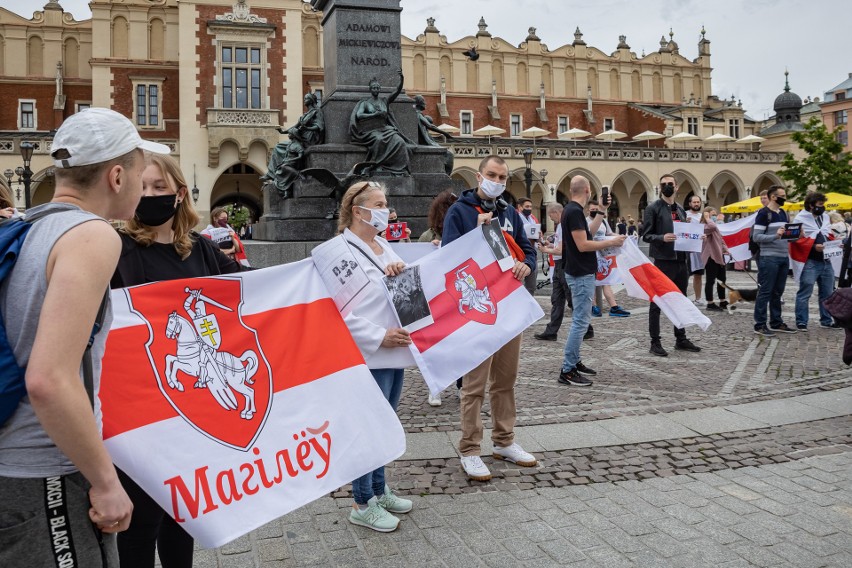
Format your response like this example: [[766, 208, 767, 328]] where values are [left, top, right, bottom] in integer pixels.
[[459, 334, 521, 456]]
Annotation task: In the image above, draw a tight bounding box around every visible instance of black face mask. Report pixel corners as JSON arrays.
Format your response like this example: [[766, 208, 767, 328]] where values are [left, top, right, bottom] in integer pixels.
[[522, 209, 532, 217], [775, 197, 786, 207], [135, 195, 178, 227], [812, 206, 825, 216], [661, 183, 675, 197]]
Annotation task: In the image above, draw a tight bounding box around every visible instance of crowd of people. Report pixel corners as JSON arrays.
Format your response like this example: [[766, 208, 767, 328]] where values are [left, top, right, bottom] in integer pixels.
[[0, 103, 848, 567]]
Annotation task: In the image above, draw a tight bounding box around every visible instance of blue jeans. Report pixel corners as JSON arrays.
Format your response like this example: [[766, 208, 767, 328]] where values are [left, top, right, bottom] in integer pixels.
[[562, 273, 595, 372], [795, 259, 835, 326], [351, 368, 404, 505], [754, 255, 789, 329]]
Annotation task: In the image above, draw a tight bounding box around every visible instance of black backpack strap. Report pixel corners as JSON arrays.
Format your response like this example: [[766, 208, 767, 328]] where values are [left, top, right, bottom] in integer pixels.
[[81, 289, 109, 410]]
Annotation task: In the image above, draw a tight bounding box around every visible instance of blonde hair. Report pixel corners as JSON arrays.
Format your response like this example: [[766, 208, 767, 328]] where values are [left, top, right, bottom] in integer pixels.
[[0, 183, 13, 209], [122, 153, 200, 260], [210, 206, 228, 225], [337, 181, 385, 232]]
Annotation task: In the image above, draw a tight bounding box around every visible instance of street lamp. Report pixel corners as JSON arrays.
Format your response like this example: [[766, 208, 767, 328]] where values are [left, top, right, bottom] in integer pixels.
[[20, 141, 34, 209], [192, 164, 200, 203], [523, 147, 534, 199], [538, 168, 548, 234]]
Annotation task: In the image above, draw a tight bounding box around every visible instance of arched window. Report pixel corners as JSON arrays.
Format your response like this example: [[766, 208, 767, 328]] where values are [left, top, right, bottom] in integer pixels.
[[609, 69, 620, 100], [413, 54, 425, 91], [63, 37, 79, 78], [516, 62, 528, 94], [541, 63, 552, 95], [564, 65, 575, 97], [692, 73, 703, 101], [673, 72, 682, 103], [112, 16, 128, 58], [652, 72, 662, 102], [303, 26, 320, 67], [491, 58, 504, 92], [587, 67, 598, 97], [440, 55, 452, 90], [631, 70, 641, 100], [148, 18, 165, 60], [28, 36, 44, 76], [466, 58, 478, 92]]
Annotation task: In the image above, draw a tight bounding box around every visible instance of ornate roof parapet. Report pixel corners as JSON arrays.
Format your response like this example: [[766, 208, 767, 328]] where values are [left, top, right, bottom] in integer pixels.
[[216, 0, 268, 25], [476, 17, 491, 37]]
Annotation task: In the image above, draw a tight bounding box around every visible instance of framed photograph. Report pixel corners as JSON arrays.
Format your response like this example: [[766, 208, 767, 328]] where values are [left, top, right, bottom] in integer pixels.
[[386, 222, 408, 242], [384, 265, 433, 332], [482, 219, 515, 271]]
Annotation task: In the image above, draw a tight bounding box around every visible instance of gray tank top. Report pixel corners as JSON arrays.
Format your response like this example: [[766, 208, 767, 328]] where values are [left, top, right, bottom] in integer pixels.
[[0, 203, 113, 478]]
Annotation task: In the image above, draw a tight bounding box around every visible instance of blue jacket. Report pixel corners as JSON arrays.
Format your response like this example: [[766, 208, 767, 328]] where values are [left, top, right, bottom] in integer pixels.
[[441, 189, 537, 271]]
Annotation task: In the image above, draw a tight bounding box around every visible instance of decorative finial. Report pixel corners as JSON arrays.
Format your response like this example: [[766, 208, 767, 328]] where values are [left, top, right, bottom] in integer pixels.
[[660, 35, 667, 47], [526, 27, 540, 42], [476, 17, 491, 37], [573, 27, 586, 46], [784, 69, 790, 92], [700, 25, 706, 39], [669, 27, 674, 40], [641, 48, 646, 57], [617, 35, 629, 49], [425, 17, 439, 33]]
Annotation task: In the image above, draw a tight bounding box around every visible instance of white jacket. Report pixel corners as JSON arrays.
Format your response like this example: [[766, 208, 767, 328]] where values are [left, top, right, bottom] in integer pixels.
[[342, 228, 416, 370]]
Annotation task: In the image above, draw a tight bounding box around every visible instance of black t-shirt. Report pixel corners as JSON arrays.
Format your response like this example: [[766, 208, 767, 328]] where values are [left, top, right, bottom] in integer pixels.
[[561, 201, 596, 277]]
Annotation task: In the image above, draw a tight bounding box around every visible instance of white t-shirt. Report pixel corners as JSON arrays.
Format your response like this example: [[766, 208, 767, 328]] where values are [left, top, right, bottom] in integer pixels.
[[551, 224, 562, 260], [687, 211, 702, 223]]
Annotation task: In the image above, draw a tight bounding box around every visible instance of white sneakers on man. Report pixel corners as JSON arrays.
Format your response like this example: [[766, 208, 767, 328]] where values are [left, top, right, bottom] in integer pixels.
[[427, 393, 441, 407], [493, 443, 537, 467], [460, 455, 492, 481]]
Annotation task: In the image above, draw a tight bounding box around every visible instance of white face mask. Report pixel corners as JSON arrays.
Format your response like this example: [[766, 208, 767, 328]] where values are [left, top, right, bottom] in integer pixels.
[[479, 176, 506, 199], [358, 206, 390, 232]]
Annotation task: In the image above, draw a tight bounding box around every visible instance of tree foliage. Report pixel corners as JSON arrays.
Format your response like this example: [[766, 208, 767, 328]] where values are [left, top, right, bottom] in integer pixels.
[[224, 204, 251, 231], [778, 116, 852, 199]]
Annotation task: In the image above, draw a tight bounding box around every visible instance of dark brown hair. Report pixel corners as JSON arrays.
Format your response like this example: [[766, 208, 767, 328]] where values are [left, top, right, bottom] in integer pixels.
[[427, 190, 458, 238]]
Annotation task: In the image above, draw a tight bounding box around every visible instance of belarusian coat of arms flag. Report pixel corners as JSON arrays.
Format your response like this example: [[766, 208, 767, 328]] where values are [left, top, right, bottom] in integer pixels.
[[99, 259, 406, 548], [407, 228, 545, 395]]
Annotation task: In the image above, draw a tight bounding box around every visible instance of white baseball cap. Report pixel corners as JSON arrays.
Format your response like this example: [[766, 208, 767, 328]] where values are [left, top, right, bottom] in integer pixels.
[[51, 107, 171, 168]]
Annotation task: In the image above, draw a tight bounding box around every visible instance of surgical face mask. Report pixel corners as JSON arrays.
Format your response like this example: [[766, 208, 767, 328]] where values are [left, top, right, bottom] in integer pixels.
[[358, 206, 390, 232], [217, 218, 229, 228], [522, 209, 532, 217], [775, 196, 786, 207], [660, 182, 675, 198], [812, 205, 825, 216], [135, 194, 178, 227], [479, 176, 506, 199]]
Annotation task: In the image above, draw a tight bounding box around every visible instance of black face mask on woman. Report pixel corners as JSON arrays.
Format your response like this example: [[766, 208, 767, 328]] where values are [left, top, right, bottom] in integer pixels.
[[135, 195, 178, 227]]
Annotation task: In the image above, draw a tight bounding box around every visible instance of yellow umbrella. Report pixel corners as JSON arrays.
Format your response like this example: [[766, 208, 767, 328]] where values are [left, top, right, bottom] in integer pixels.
[[783, 192, 852, 211], [720, 196, 765, 214]]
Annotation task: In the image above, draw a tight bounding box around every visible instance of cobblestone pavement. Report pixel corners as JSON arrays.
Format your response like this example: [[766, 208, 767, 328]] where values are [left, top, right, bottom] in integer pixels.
[[397, 273, 850, 433], [202, 452, 852, 567], [188, 271, 852, 567]]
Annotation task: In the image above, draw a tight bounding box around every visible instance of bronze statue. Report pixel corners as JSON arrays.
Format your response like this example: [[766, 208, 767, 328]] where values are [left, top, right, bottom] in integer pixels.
[[262, 92, 324, 198], [349, 71, 413, 176], [413, 94, 454, 175]]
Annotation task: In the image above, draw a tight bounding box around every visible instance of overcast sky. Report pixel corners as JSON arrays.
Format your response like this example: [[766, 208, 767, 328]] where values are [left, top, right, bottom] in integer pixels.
[[5, 0, 849, 121]]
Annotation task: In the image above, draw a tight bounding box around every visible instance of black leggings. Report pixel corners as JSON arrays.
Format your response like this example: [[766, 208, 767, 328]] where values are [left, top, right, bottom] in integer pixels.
[[117, 469, 194, 568], [705, 259, 727, 302]]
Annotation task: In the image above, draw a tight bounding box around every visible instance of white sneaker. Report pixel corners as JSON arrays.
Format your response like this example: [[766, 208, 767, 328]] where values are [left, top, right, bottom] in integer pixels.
[[427, 393, 441, 407], [693, 298, 707, 306], [460, 455, 492, 481], [493, 443, 537, 467]]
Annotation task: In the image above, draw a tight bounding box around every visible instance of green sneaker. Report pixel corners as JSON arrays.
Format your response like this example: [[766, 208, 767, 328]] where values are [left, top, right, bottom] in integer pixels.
[[377, 485, 413, 514], [349, 497, 399, 532]]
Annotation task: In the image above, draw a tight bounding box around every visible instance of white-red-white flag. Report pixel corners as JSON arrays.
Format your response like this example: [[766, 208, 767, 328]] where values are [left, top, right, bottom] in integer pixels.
[[408, 229, 544, 395], [717, 213, 757, 262], [789, 211, 840, 281], [616, 239, 711, 330], [100, 260, 406, 548], [595, 237, 622, 286]]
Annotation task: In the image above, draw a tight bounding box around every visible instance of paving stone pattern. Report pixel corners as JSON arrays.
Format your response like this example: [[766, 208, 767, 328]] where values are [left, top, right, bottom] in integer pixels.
[[397, 274, 851, 433], [200, 452, 852, 568]]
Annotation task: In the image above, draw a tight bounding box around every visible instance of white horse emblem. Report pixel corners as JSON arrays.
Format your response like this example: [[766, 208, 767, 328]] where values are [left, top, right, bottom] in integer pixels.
[[163, 288, 259, 419], [454, 266, 496, 315], [597, 255, 614, 278]]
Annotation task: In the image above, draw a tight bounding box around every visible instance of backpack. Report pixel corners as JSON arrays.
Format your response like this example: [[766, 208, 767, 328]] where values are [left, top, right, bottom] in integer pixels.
[[0, 210, 106, 426]]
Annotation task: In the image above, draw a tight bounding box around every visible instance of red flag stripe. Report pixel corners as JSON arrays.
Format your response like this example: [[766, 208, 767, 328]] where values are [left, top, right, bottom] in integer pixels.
[[789, 237, 814, 264], [411, 262, 522, 353], [721, 227, 750, 249], [628, 262, 680, 300], [100, 299, 363, 439]]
